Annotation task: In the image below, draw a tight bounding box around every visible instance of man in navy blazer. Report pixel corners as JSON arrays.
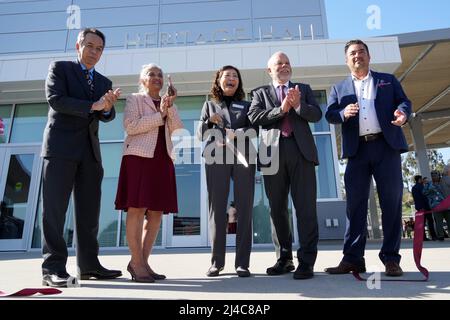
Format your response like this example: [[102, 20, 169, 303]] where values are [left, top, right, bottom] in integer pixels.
[[325, 40, 411, 277], [41, 28, 122, 287]]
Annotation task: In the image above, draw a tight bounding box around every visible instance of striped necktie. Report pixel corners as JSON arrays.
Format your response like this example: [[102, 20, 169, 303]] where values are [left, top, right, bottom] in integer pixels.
[[83, 69, 94, 100]]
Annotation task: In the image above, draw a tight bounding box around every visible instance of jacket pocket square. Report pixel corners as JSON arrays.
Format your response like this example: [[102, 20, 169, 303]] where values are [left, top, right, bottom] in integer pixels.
[[377, 81, 391, 87]]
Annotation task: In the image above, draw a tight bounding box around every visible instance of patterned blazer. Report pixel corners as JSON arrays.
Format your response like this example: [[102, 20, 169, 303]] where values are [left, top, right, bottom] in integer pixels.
[[123, 92, 183, 159]]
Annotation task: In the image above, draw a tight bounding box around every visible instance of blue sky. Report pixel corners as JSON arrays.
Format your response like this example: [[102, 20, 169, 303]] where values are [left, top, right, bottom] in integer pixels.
[[325, 0, 450, 39], [325, 0, 450, 164]]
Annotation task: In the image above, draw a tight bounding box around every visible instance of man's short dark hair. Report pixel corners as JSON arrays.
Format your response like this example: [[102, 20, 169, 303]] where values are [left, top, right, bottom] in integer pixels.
[[77, 28, 106, 47], [345, 39, 370, 55], [414, 175, 422, 183]]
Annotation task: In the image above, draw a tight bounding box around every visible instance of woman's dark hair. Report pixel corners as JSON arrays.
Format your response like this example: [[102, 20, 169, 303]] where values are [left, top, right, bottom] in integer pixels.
[[210, 65, 245, 102]]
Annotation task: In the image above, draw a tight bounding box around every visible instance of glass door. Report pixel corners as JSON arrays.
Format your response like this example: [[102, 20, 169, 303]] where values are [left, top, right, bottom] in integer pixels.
[[0, 146, 42, 251], [164, 144, 207, 247]]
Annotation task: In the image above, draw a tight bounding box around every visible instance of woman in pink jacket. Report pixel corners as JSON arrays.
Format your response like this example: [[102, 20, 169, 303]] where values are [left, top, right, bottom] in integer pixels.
[[115, 63, 183, 282]]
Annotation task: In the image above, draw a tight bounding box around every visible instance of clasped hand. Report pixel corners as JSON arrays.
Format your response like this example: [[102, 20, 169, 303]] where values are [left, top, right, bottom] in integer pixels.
[[281, 85, 301, 113], [91, 88, 121, 112]]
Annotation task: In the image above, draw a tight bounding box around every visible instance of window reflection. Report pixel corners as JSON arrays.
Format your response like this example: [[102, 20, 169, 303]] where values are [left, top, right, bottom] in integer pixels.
[[315, 135, 337, 198], [10, 103, 48, 143], [0, 104, 13, 144], [311, 90, 330, 132], [99, 100, 125, 141], [173, 163, 201, 235], [0, 154, 33, 239]]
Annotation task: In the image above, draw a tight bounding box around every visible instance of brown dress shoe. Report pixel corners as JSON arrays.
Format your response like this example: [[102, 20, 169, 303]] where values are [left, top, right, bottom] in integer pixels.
[[324, 261, 366, 274], [385, 261, 403, 277]]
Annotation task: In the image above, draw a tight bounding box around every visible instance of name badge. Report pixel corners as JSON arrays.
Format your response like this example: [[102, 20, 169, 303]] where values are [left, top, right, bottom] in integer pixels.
[[231, 103, 244, 110]]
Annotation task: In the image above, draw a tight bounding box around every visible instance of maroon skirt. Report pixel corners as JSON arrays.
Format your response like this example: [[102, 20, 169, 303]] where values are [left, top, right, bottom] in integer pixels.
[[115, 126, 178, 214]]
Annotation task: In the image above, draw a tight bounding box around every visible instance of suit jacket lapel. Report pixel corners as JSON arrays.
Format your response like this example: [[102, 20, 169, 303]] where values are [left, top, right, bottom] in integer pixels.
[[266, 84, 279, 108], [217, 101, 231, 128], [73, 61, 92, 99], [143, 94, 158, 111], [371, 71, 380, 99]]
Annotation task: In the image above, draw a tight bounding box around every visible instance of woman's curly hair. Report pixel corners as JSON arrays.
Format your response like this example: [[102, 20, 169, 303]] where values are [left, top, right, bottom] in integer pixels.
[[210, 65, 245, 102]]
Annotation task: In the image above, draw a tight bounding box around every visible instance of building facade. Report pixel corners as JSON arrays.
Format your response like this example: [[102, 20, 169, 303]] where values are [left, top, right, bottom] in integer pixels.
[[0, 0, 402, 251]]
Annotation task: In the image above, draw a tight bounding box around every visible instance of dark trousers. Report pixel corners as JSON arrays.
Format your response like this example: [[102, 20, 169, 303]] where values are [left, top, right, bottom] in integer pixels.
[[263, 137, 318, 266], [206, 163, 255, 269], [41, 146, 103, 275], [343, 137, 403, 265]]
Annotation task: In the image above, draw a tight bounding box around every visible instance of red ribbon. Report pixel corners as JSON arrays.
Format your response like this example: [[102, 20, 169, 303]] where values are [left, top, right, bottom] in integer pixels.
[[352, 195, 450, 282], [0, 288, 62, 297]]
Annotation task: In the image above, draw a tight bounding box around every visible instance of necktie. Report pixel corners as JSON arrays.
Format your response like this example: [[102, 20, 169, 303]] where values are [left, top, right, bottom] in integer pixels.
[[280, 86, 293, 137], [84, 69, 94, 100]]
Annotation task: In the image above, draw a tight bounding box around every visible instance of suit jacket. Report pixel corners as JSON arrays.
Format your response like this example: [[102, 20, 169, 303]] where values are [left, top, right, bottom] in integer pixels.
[[248, 82, 322, 166], [325, 71, 412, 159], [42, 60, 116, 162], [197, 99, 257, 162], [123, 93, 183, 159]]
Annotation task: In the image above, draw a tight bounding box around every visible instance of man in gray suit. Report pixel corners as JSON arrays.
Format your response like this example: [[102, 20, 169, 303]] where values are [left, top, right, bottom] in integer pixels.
[[41, 28, 122, 287], [248, 52, 322, 280]]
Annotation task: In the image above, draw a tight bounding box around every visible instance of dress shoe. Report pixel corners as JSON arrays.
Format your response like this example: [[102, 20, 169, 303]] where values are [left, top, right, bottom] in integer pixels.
[[324, 261, 366, 274], [266, 260, 295, 276], [236, 266, 251, 277], [42, 272, 74, 288], [206, 265, 224, 277], [293, 263, 314, 280], [79, 266, 122, 280], [127, 263, 155, 283], [145, 265, 166, 280], [385, 261, 403, 277]]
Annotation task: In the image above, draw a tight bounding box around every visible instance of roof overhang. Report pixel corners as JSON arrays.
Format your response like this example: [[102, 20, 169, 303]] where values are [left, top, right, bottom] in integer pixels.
[[393, 28, 450, 150], [0, 37, 401, 103]]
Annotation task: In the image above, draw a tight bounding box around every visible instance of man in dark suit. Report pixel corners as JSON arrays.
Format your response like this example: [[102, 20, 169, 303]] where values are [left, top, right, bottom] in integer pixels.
[[248, 52, 322, 280], [325, 39, 412, 277], [411, 175, 437, 241], [41, 28, 122, 287]]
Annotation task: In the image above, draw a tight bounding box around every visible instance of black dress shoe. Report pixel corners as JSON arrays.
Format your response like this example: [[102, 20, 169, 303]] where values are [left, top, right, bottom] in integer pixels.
[[266, 260, 295, 275], [42, 272, 75, 288], [80, 266, 122, 280], [293, 263, 314, 280], [236, 266, 251, 277], [206, 266, 224, 277]]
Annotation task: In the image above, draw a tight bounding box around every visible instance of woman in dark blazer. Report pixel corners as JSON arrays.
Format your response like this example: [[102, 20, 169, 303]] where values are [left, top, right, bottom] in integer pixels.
[[197, 65, 257, 277]]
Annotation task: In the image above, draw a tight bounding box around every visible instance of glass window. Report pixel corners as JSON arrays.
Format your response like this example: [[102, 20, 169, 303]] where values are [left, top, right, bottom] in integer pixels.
[[98, 143, 123, 247], [175, 96, 205, 136], [0, 104, 13, 144], [173, 162, 201, 236], [99, 100, 126, 141], [0, 154, 34, 239], [315, 135, 338, 199], [10, 103, 48, 143], [32, 186, 75, 249], [253, 173, 293, 244], [311, 90, 330, 132]]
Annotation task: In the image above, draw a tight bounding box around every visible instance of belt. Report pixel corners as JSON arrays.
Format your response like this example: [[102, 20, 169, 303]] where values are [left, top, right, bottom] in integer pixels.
[[280, 134, 294, 139], [359, 132, 383, 142]]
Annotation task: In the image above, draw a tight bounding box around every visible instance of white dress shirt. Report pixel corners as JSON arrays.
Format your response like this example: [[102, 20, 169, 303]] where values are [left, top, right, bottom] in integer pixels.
[[353, 72, 381, 136]]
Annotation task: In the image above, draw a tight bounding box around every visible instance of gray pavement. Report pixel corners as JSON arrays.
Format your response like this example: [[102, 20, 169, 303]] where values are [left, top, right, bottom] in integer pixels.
[[0, 240, 449, 300]]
